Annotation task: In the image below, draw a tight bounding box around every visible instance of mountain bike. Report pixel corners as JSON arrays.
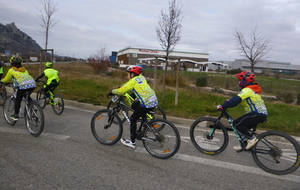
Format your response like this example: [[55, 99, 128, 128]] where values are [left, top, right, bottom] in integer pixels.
[[0, 82, 7, 105], [36, 81, 64, 115], [190, 109, 300, 175], [107, 92, 166, 123], [91, 94, 181, 159], [2, 83, 44, 137]]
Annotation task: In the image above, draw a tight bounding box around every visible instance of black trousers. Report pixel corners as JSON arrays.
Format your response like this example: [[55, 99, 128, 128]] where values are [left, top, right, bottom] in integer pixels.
[[15, 88, 35, 115], [130, 106, 153, 143], [233, 112, 267, 139], [44, 83, 59, 98]]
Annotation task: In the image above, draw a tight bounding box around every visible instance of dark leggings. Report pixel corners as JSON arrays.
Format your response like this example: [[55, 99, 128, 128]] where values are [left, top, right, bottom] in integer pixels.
[[233, 112, 267, 139], [130, 106, 153, 143], [44, 83, 58, 98], [15, 88, 35, 115]]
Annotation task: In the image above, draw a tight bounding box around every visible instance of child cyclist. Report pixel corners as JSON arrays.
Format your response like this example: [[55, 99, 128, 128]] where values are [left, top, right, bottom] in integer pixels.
[[107, 66, 159, 148], [217, 71, 268, 150], [1, 56, 36, 120], [35, 62, 60, 104]]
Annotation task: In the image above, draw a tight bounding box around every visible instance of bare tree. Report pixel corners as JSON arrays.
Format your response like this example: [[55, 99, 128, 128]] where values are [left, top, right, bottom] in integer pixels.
[[37, 0, 59, 51], [234, 25, 273, 72], [156, 0, 183, 104], [87, 47, 111, 74]]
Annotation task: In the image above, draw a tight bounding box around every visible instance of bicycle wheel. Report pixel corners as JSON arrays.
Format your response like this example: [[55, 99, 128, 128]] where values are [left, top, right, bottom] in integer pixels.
[[36, 89, 46, 108], [0, 85, 7, 106], [252, 131, 300, 175], [142, 119, 181, 159], [147, 105, 167, 120], [190, 117, 229, 155], [24, 101, 44, 137], [3, 97, 17, 125], [52, 93, 64, 115], [91, 109, 123, 145]]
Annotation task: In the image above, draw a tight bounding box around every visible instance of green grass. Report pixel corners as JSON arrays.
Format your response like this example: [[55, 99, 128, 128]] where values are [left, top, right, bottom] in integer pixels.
[[4, 63, 299, 136]]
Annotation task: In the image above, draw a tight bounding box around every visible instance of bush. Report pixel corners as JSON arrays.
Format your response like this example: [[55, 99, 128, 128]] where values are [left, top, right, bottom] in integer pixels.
[[275, 92, 294, 104], [196, 75, 207, 87]]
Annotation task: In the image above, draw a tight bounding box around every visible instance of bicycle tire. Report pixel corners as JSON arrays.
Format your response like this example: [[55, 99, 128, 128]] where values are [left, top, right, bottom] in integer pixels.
[[25, 101, 44, 137], [36, 89, 46, 108], [91, 109, 123, 145], [142, 119, 181, 159], [52, 93, 64, 115], [252, 131, 300, 175], [190, 117, 229, 155], [0, 85, 7, 106], [3, 97, 17, 125]]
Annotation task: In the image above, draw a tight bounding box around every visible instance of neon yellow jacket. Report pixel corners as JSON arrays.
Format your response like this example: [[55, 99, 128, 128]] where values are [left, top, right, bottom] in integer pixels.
[[112, 74, 158, 108], [44, 68, 60, 85], [1, 67, 36, 89]]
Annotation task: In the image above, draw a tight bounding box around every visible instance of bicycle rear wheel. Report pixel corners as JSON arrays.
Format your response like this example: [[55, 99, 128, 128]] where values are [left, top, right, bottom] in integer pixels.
[[142, 119, 181, 159], [3, 97, 17, 125], [36, 89, 46, 108], [146, 106, 167, 120], [252, 131, 300, 175], [190, 117, 229, 155], [25, 101, 44, 137], [0, 85, 7, 106], [52, 93, 64, 115], [91, 109, 123, 145]]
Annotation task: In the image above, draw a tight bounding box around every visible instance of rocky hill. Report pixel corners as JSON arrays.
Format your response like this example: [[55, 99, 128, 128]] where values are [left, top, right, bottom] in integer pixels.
[[0, 22, 42, 57]]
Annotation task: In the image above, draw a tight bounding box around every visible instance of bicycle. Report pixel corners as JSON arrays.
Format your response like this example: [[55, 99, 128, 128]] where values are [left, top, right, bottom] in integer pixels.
[[189, 109, 300, 175], [36, 81, 64, 115], [91, 94, 181, 159], [0, 82, 7, 105], [107, 92, 166, 123], [2, 83, 45, 137]]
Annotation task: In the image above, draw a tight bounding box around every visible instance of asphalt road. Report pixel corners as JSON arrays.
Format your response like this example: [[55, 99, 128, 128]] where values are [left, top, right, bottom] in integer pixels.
[[1, 98, 300, 190]]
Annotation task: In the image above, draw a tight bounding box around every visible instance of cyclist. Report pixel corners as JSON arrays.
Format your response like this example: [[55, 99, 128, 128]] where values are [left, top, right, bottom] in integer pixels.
[[0, 60, 4, 79], [35, 62, 60, 104], [217, 71, 268, 150], [107, 66, 159, 148], [1, 56, 36, 120]]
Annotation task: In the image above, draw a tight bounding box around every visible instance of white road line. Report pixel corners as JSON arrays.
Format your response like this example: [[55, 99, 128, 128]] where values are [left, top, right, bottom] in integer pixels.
[[0, 127, 70, 140], [135, 147, 300, 183]]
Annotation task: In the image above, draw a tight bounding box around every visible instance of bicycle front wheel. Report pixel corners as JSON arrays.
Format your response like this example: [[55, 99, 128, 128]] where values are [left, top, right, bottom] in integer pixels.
[[36, 89, 46, 108], [25, 101, 44, 137], [252, 131, 300, 175], [0, 85, 7, 106], [142, 119, 181, 159], [52, 93, 64, 115], [3, 97, 17, 125], [91, 109, 123, 145], [190, 117, 229, 155]]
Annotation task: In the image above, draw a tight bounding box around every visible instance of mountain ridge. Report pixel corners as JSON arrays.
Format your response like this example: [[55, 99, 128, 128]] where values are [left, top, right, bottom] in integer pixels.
[[0, 22, 42, 58]]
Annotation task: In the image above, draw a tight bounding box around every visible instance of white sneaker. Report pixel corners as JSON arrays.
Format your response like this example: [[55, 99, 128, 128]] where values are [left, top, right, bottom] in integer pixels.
[[233, 145, 242, 151], [245, 137, 258, 149], [121, 138, 136, 148]]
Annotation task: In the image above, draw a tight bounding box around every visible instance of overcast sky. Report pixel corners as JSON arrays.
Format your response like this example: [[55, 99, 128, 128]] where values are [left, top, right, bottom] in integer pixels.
[[1, 0, 299, 64]]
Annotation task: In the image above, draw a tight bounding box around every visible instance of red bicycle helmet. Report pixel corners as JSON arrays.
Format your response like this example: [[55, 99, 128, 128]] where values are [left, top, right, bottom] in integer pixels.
[[234, 71, 255, 82], [126, 66, 142, 75]]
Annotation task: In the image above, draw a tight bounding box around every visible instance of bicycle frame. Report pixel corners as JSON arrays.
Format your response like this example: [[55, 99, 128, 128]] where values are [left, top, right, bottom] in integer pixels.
[[215, 110, 260, 150], [110, 95, 159, 138]]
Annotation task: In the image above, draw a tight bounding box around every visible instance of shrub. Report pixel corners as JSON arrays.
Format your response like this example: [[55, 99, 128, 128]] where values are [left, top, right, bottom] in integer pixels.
[[275, 92, 294, 104], [196, 75, 207, 87]]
